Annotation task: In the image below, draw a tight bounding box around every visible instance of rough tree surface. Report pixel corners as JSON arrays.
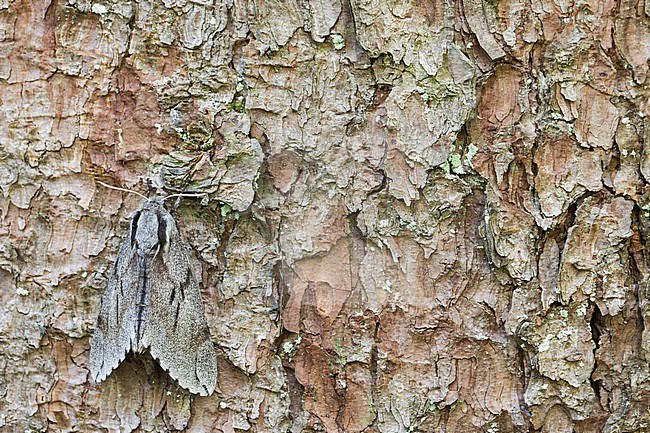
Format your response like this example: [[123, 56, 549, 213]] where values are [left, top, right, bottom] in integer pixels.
[[1, 0, 649, 432]]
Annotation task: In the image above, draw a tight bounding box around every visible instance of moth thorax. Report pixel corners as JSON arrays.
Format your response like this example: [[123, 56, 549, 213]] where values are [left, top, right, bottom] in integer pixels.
[[135, 211, 163, 258]]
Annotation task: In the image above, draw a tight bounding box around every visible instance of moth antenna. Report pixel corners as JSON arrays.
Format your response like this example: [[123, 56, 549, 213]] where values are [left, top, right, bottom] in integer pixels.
[[163, 193, 208, 202], [97, 181, 148, 200], [162, 192, 208, 211], [163, 151, 211, 209]]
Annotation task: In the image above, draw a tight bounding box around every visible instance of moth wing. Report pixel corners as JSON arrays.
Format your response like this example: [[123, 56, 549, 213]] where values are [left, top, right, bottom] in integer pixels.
[[142, 214, 217, 396], [89, 239, 140, 383]]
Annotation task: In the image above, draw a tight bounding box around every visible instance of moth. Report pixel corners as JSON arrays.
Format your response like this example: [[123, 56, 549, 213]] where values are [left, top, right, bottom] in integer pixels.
[[89, 196, 217, 396]]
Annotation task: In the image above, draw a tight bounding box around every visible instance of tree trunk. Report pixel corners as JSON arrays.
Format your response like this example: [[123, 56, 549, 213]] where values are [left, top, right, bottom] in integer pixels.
[[1, 0, 649, 432]]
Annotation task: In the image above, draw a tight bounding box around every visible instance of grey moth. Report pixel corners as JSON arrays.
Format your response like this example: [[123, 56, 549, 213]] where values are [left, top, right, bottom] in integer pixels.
[[89, 196, 217, 396]]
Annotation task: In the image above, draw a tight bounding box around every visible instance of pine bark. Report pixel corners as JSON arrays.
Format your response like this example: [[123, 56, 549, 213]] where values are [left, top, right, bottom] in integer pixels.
[[1, 0, 649, 432]]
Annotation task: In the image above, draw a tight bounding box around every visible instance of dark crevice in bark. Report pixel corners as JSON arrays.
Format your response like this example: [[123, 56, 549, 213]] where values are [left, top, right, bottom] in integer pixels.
[[370, 84, 391, 109], [119, 3, 138, 71], [527, 132, 545, 226], [366, 170, 387, 197], [284, 365, 305, 429], [516, 341, 533, 428], [554, 199, 579, 259], [269, 259, 285, 322], [590, 304, 602, 351], [368, 316, 380, 431], [589, 303, 603, 407], [276, 322, 306, 429], [347, 211, 363, 240], [629, 205, 648, 358]]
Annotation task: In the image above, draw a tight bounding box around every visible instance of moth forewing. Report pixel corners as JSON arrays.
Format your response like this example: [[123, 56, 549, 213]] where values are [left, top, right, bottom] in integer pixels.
[[89, 236, 140, 383], [143, 210, 217, 396]]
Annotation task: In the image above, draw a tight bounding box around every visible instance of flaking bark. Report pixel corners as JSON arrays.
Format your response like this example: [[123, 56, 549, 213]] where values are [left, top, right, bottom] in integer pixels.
[[1, 0, 649, 432]]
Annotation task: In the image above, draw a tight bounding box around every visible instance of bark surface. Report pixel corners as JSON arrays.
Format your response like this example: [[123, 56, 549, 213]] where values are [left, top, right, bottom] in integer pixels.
[[1, 0, 649, 432]]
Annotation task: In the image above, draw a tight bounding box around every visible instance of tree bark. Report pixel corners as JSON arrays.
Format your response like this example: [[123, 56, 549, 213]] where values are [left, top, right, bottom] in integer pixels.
[[1, 0, 649, 432]]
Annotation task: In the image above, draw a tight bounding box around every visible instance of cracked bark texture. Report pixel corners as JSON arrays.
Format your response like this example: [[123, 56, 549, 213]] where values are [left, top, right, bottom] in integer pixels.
[[1, 0, 649, 432]]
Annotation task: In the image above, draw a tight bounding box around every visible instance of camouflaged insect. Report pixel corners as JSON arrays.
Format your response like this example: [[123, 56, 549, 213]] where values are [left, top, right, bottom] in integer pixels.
[[89, 197, 217, 396]]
